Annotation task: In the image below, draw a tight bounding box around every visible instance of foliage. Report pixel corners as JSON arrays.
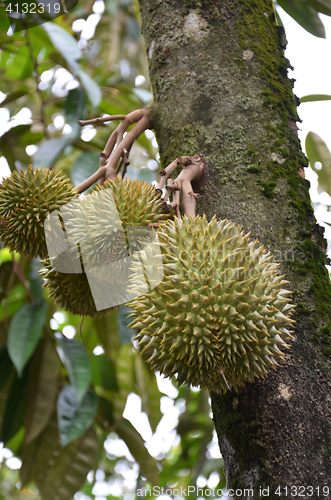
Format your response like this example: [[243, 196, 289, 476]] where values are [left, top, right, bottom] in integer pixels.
[[277, 0, 331, 37]]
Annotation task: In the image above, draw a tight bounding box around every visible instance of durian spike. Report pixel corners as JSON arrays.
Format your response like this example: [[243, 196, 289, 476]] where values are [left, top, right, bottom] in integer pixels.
[[220, 369, 231, 391]]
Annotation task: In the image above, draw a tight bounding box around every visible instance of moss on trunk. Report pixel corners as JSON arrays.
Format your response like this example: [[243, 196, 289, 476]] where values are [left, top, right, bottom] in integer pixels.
[[138, 0, 331, 495]]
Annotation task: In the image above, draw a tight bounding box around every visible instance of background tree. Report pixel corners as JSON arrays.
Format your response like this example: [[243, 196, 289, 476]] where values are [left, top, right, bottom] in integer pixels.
[[0, 0, 331, 498]]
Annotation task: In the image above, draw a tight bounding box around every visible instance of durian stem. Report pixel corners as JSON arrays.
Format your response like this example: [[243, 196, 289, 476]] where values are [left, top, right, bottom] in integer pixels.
[[76, 166, 107, 193], [158, 156, 193, 191], [159, 156, 205, 218], [103, 112, 151, 180], [76, 109, 153, 191], [181, 179, 197, 219]]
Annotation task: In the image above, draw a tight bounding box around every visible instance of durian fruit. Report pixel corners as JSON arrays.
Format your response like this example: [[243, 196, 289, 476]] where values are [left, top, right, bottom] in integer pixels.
[[39, 250, 120, 317], [128, 215, 295, 393], [39, 177, 172, 317], [0, 166, 77, 259], [64, 177, 173, 271]]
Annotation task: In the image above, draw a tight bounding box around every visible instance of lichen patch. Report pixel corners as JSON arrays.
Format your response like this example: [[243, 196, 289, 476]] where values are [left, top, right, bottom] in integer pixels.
[[278, 383, 292, 400]]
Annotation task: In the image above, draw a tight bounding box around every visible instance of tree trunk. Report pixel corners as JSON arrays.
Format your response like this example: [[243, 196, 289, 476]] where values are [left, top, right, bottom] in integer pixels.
[[138, 0, 331, 497]]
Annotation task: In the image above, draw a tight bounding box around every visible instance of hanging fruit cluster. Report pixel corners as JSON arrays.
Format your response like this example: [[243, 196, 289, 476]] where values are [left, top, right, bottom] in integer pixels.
[[0, 109, 295, 392]]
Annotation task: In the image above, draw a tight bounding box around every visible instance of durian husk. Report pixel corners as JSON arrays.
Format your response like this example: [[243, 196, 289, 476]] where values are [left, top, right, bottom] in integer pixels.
[[0, 166, 77, 259], [128, 215, 295, 393], [63, 177, 173, 274], [39, 250, 120, 318], [39, 177, 173, 317]]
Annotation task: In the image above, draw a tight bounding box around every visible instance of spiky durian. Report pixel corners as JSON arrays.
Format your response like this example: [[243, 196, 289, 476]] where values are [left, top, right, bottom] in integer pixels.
[[64, 177, 173, 271], [39, 177, 172, 317], [39, 250, 120, 317], [128, 215, 295, 393], [0, 166, 77, 258]]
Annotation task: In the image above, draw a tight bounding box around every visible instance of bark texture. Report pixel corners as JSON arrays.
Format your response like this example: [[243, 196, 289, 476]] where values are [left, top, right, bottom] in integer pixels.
[[138, 0, 331, 497]]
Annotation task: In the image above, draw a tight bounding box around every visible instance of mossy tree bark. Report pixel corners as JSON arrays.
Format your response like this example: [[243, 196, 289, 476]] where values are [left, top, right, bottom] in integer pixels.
[[138, 0, 331, 497]]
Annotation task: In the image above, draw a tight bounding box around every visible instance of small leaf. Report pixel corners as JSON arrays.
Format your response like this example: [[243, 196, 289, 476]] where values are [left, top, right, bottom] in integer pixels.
[[42, 23, 81, 74], [305, 132, 331, 196], [8, 301, 48, 376], [24, 338, 59, 444], [116, 418, 159, 486], [300, 94, 331, 102], [33, 136, 73, 169], [55, 333, 91, 405], [64, 87, 87, 136], [277, 0, 325, 37], [77, 69, 102, 107], [57, 386, 98, 447]]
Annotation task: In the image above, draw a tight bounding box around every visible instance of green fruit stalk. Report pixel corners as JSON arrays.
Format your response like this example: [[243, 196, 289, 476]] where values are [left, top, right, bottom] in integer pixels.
[[128, 215, 295, 393]]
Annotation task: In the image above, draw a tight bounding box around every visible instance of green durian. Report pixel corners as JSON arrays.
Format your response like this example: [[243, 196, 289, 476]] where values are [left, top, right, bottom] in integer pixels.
[[39, 250, 119, 317], [0, 166, 77, 259], [39, 177, 173, 317], [64, 177, 173, 270], [128, 215, 295, 393]]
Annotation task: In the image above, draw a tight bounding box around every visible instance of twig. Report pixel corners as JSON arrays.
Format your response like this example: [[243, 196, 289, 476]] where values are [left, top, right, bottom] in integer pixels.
[[79, 115, 126, 126]]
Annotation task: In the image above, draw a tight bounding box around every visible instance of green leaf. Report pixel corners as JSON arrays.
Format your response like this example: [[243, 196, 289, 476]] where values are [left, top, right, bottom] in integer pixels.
[[42, 23, 81, 74], [8, 301, 48, 376], [0, 87, 30, 106], [305, 132, 331, 196], [24, 338, 59, 444], [55, 333, 91, 405], [70, 151, 100, 192], [21, 412, 99, 500], [277, 0, 325, 37], [116, 418, 159, 486], [308, 0, 331, 16], [57, 386, 98, 447], [77, 69, 102, 107], [64, 87, 87, 135], [0, 347, 13, 392], [2, 369, 28, 444], [135, 355, 162, 433], [91, 354, 118, 392], [300, 94, 331, 102], [33, 136, 73, 169]]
